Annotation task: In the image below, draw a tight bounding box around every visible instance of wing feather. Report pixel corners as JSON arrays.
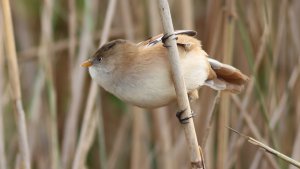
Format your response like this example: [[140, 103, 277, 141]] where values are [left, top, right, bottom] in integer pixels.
[[137, 30, 197, 47], [205, 58, 249, 93]]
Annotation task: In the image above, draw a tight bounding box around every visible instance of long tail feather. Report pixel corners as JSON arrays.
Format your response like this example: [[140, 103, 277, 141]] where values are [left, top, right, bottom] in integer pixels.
[[205, 58, 249, 93]]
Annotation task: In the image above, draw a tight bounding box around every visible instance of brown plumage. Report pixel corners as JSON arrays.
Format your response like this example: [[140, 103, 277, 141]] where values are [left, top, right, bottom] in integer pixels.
[[81, 30, 249, 108], [206, 58, 249, 93]]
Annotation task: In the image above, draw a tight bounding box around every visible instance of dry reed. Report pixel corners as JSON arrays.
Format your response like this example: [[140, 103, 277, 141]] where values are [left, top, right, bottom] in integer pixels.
[[130, 106, 144, 169], [229, 127, 300, 168], [1, 0, 31, 168], [71, 0, 117, 168], [39, 0, 60, 168], [157, 0, 204, 168], [61, 0, 95, 167], [217, 1, 236, 168], [107, 114, 131, 169], [0, 9, 7, 169], [151, 107, 173, 169]]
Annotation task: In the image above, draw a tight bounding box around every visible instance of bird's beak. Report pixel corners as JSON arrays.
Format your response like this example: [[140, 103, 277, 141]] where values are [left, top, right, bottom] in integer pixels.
[[81, 59, 93, 67]]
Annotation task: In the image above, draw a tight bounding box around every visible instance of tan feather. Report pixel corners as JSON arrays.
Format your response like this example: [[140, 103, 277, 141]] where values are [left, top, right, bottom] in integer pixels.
[[206, 58, 249, 93]]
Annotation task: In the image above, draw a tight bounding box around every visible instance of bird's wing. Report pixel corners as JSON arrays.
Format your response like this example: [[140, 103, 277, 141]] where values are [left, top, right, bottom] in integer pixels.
[[205, 58, 249, 93], [137, 30, 197, 47]]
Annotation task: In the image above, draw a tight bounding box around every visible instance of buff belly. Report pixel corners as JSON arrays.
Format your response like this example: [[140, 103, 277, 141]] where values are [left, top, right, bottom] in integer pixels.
[[89, 52, 209, 108]]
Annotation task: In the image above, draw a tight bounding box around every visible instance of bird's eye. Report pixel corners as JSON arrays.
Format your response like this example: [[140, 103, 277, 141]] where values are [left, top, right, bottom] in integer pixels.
[[94, 57, 102, 64]]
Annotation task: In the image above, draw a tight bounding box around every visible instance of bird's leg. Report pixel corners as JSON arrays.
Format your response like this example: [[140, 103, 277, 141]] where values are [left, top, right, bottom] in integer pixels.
[[176, 109, 196, 124], [188, 90, 199, 101], [162, 33, 178, 48]]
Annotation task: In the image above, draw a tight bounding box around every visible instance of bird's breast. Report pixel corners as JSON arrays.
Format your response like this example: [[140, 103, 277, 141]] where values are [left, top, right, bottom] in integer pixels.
[[89, 49, 210, 108], [89, 61, 176, 108]]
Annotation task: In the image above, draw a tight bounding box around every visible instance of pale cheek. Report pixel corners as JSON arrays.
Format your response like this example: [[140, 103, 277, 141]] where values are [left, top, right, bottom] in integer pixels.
[[88, 67, 98, 79], [102, 63, 115, 72], [88, 65, 114, 88]]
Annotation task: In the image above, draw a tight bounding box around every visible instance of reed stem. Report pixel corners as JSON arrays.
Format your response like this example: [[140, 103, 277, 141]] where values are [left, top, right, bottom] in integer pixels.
[[157, 0, 204, 168], [1, 0, 31, 168]]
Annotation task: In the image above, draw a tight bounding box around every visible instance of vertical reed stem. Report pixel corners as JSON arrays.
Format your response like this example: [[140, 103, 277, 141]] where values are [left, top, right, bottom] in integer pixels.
[[62, 0, 93, 167], [217, 1, 235, 168], [0, 10, 7, 169], [71, 0, 117, 168], [39, 0, 60, 168], [157, 0, 204, 168], [1, 0, 31, 168]]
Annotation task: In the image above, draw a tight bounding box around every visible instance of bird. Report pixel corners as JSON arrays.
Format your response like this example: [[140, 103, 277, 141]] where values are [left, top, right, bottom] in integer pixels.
[[81, 30, 249, 122]]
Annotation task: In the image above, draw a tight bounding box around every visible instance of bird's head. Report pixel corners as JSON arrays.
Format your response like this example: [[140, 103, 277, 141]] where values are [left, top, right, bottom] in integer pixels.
[[81, 39, 130, 68]]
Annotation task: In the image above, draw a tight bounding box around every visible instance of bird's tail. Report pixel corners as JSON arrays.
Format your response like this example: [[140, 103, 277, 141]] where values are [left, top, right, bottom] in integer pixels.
[[204, 58, 249, 93]]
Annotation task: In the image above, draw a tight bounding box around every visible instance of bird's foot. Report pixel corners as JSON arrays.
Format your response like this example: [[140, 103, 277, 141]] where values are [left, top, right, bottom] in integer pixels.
[[162, 33, 178, 48], [176, 109, 196, 124]]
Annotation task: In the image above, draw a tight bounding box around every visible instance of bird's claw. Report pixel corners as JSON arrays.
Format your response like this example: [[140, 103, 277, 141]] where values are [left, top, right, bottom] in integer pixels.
[[162, 33, 178, 48], [176, 109, 196, 124]]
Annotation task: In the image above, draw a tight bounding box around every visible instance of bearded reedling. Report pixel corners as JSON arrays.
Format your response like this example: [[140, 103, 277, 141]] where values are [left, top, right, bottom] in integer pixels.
[[81, 30, 249, 123]]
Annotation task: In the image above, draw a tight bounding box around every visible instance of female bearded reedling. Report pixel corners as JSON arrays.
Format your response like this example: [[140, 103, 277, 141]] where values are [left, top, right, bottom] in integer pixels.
[[81, 30, 249, 122]]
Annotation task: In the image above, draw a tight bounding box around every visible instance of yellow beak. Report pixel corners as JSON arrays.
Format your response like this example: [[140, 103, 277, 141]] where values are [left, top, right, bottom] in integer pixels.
[[81, 59, 93, 67]]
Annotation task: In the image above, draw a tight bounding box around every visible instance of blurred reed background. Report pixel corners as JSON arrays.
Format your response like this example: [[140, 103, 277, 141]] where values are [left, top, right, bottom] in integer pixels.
[[1, 0, 300, 169]]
